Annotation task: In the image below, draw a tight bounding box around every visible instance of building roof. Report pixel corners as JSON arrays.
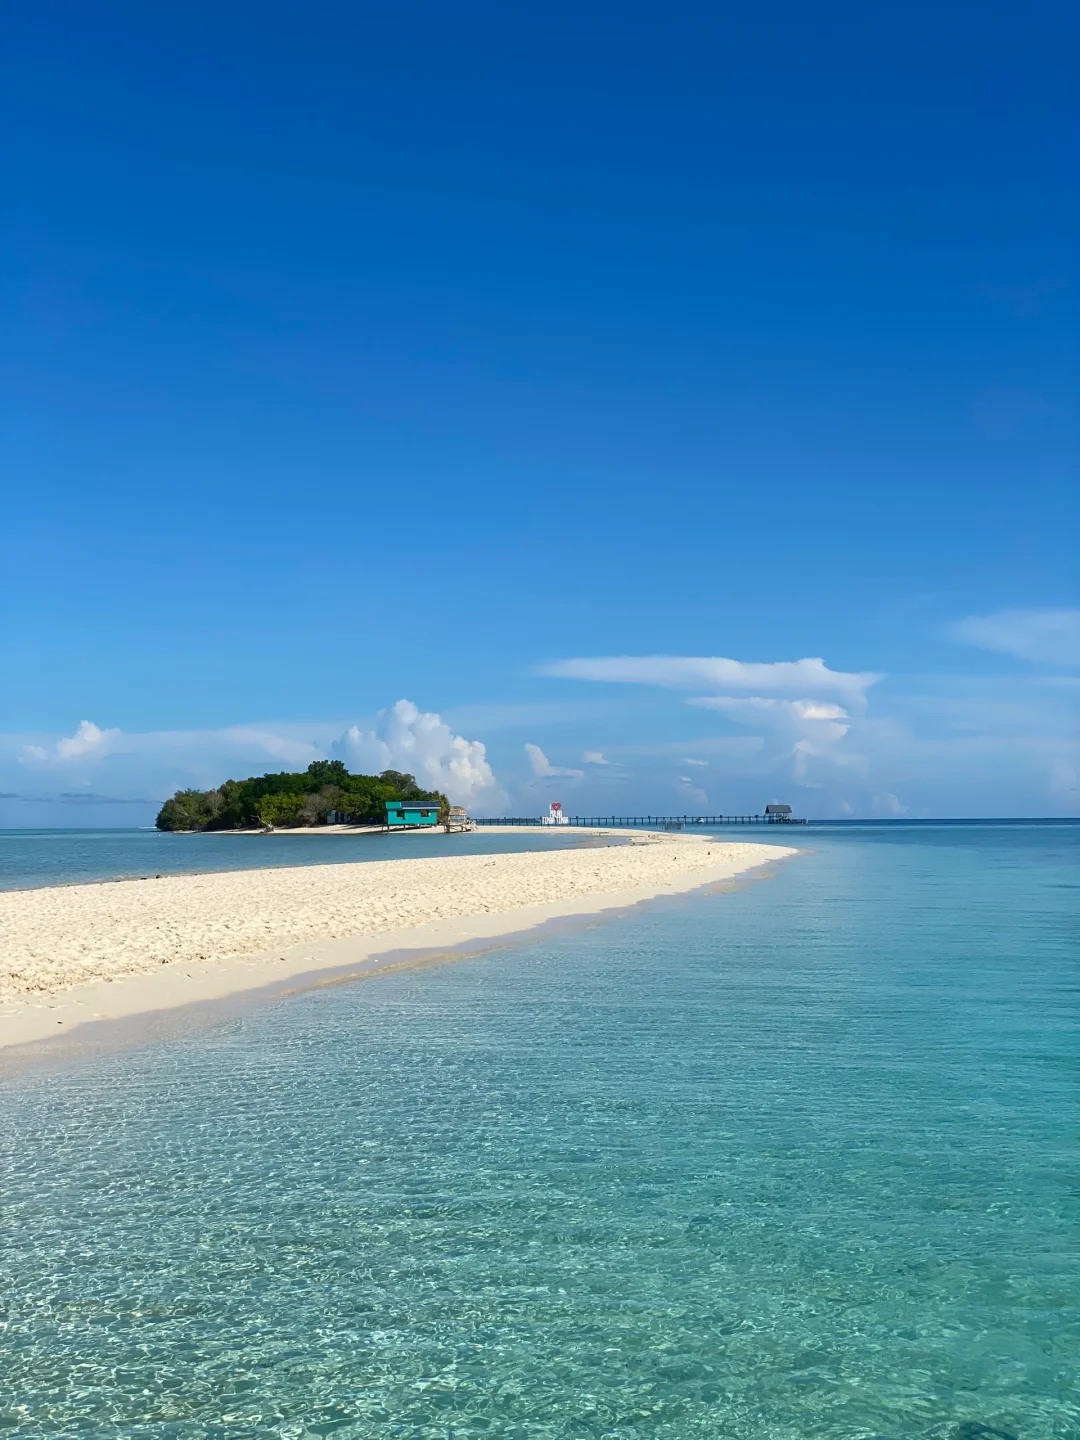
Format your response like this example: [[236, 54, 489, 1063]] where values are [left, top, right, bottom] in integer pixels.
[[386, 800, 438, 810], [764, 803, 792, 814]]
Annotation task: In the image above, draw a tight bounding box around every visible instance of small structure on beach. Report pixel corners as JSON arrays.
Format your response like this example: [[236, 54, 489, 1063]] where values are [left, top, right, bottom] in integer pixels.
[[764, 803, 794, 823], [541, 801, 570, 826], [385, 800, 441, 830], [444, 805, 475, 833]]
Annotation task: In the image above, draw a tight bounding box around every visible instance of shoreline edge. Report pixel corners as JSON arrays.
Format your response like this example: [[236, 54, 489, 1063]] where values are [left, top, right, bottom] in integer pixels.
[[0, 833, 797, 1056]]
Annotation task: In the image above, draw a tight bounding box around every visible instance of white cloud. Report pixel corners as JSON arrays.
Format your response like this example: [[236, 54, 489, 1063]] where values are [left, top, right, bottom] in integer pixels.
[[56, 720, 116, 759], [678, 696, 866, 793], [538, 651, 893, 800], [675, 777, 709, 806], [219, 728, 322, 767], [6, 658, 1078, 823], [872, 792, 909, 816], [526, 744, 550, 776], [20, 720, 123, 765], [581, 750, 608, 765], [3, 703, 505, 816], [949, 608, 1080, 666], [789, 737, 867, 782], [334, 700, 502, 809], [521, 662, 1079, 814], [688, 696, 851, 744], [524, 743, 584, 780], [543, 654, 881, 701], [791, 742, 824, 786]]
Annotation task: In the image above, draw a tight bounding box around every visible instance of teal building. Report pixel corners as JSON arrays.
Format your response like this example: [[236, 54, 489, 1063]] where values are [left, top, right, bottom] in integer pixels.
[[385, 801, 441, 829]]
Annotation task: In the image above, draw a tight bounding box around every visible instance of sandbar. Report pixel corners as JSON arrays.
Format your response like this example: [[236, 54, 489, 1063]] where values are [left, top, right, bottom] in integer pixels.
[[0, 832, 795, 1051]]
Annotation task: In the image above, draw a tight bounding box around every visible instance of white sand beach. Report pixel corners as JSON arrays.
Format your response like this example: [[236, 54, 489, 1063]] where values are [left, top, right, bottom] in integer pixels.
[[0, 833, 795, 1049]]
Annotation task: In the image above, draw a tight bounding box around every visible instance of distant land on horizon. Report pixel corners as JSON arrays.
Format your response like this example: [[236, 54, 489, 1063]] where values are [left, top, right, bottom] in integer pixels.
[[154, 761, 446, 832]]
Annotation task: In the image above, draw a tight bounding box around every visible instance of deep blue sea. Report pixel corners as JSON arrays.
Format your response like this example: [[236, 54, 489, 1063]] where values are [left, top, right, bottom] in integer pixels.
[[0, 822, 1076, 1438]]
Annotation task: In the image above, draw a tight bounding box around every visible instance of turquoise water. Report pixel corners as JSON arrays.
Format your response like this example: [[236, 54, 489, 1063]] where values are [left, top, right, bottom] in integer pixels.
[[0, 823, 1076, 1438], [0, 827, 605, 891]]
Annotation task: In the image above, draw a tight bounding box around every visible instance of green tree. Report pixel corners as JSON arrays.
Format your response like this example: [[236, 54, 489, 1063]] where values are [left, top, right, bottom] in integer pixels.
[[306, 759, 349, 788], [155, 789, 216, 831], [255, 793, 304, 828], [155, 764, 447, 831]]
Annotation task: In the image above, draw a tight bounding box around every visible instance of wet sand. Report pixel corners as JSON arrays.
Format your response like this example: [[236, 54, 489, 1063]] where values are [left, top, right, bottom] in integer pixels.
[[0, 832, 795, 1049]]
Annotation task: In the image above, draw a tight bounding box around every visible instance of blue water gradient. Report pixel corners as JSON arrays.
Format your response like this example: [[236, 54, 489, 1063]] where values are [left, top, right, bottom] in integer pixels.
[[0, 824, 1076, 1437], [0, 827, 605, 891]]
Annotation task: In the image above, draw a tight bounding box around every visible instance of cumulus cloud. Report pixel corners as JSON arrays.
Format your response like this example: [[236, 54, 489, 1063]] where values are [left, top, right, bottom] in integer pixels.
[[538, 651, 890, 796], [949, 608, 1080, 666], [57, 720, 117, 759], [525, 744, 548, 775], [680, 695, 867, 791], [21, 720, 123, 765], [543, 654, 881, 701], [688, 696, 851, 744], [581, 750, 608, 765], [20, 720, 320, 773], [2, 703, 505, 815], [333, 700, 502, 809], [524, 744, 584, 780]]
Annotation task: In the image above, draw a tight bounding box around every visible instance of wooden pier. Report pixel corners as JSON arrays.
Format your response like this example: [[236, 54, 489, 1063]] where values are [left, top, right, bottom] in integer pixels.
[[474, 813, 806, 829]]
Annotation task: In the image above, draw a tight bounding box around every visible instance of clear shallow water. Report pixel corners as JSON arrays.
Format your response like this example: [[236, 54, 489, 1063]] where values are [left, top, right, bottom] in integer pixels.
[[0, 823, 1076, 1438], [0, 827, 605, 890]]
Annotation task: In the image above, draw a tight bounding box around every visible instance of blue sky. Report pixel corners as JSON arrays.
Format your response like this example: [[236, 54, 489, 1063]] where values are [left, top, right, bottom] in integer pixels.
[[2, 1, 1076, 823]]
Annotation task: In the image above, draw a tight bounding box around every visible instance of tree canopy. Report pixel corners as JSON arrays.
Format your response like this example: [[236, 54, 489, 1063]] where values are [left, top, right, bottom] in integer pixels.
[[155, 763, 447, 831]]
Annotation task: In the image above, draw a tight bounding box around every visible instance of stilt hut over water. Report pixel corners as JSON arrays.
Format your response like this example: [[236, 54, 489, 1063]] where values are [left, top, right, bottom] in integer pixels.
[[385, 801, 441, 829]]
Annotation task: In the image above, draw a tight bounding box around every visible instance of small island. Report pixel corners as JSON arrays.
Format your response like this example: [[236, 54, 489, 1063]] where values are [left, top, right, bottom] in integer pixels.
[[155, 761, 447, 831]]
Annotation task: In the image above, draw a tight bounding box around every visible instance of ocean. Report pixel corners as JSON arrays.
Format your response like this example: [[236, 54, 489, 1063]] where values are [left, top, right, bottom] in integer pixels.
[[0, 822, 1076, 1438]]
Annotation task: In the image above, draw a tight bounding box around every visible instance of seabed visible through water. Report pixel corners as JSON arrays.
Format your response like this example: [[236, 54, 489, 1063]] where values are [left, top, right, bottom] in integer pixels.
[[0, 822, 1076, 1438]]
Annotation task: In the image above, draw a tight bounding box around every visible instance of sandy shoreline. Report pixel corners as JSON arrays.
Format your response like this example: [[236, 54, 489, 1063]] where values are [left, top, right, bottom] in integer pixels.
[[0, 832, 796, 1052]]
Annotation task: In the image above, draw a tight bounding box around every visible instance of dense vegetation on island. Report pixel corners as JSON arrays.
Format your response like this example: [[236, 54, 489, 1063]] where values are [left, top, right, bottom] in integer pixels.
[[155, 761, 447, 831]]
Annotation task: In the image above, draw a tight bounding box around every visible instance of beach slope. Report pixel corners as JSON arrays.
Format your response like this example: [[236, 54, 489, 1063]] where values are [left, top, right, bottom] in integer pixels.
[[0, 834, 794, 1048]]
